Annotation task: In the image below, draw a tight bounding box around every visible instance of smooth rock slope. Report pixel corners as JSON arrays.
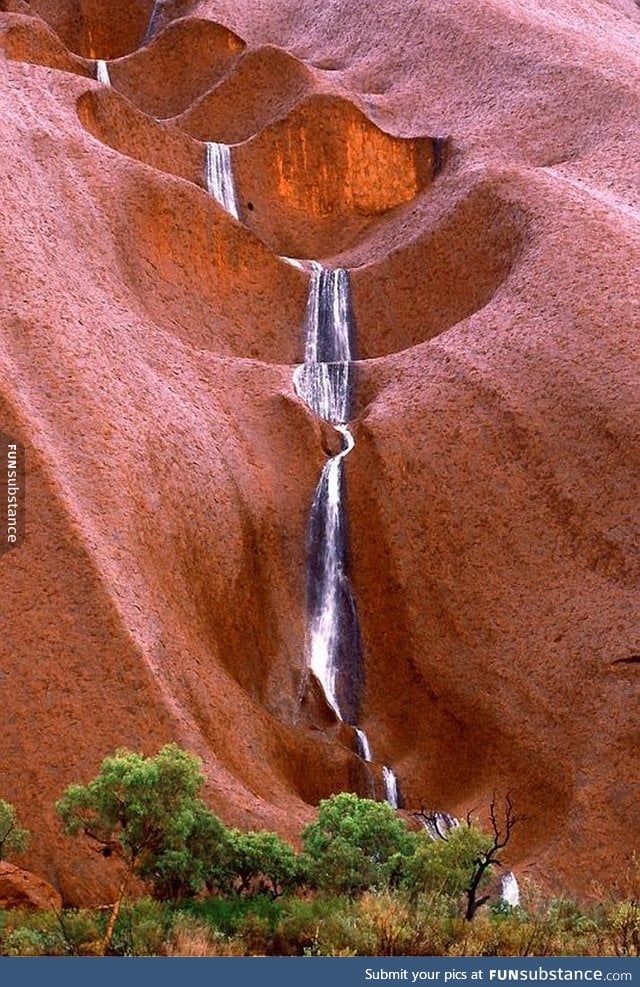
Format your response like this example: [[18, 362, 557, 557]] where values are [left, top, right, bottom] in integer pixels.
[[0, 0, 638, 902]]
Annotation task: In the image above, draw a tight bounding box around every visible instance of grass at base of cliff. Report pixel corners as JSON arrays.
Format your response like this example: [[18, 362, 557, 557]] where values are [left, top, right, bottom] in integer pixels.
[[1, 886, 639, 957]]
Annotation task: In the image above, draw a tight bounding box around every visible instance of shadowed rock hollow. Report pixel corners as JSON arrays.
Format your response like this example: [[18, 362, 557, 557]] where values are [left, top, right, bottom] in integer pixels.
[[232, 95, 437, 258], [0, 0, 638, 905], [24, 0, 155, 58]]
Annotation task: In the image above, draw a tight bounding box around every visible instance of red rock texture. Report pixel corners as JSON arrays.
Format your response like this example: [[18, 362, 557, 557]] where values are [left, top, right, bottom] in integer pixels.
[[0, 0, 638, 904], [0, 862, 62, 911]]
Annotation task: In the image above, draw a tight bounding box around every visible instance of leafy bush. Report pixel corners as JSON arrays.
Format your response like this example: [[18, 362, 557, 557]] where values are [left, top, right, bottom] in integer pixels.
[[404, 825, 493, 905], [301, 793, 416, 895], [0, 799, 30, 860], [228, 829, 299, 897]]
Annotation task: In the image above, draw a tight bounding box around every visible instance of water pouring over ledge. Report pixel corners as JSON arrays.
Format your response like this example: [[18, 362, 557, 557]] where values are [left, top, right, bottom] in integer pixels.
[[296, 267, 363, 726], [204, 142, 240, 220], [383, 766, 399, 809], [295, 265, 402, 807], [501, 871, 520, 907], [355, 728, 372, 762], [306, 422, 362, 723], [95, 60, 111, 86], [143, 0, 162, 45]]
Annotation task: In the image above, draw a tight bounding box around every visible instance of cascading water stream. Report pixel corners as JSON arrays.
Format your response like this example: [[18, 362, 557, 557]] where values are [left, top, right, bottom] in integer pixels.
[[295, 266, 400, 807], [383, 766, 399, 809], [420, 812, 460, 842], [143, 0, 162, 45], [500, 871, 520, 907], [355, 728, 372, 762], [95, 60, 111, 85], [295, 267, 363, 727], [204, 142, 240, 220], [306, 423, 361, 721]]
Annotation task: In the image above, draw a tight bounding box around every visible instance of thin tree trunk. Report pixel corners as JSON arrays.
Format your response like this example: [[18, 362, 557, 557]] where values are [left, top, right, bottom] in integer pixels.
[[101, 875, 128, 955]]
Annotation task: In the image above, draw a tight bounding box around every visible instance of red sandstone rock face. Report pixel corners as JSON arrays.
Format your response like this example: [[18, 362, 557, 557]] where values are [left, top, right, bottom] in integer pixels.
[[0, 0, 638, 904], [0, 862, 62, 911]]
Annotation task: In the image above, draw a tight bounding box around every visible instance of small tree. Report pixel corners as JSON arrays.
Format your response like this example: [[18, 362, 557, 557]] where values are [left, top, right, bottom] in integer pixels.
[[411, 793, 518, 920], [301, 793, 416, 896], [144, 800, 233, 901], [56, 744, 227, 951], [404, 822, 494, 905], [0, 799, 30, 861], [228, 829, 299, 898]]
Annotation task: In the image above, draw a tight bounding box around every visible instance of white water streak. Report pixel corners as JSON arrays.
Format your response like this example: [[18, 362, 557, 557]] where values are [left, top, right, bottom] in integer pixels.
[[293, 363, 351, 425], [355, 728, 372, 762], [308, 425, 355, 718], [383, 766, 399, 808], [143, 0, 162, 44], [501, 871, 521, 907], [305, 266, 352, 364], [205, 142, 239, 220], [418, 811, 460, 841], [96, 60, 111, 85]]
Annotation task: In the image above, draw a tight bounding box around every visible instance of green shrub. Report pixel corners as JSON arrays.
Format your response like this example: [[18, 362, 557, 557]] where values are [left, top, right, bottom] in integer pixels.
[[111, 898, 172, 956], [301, 793, 416, 895], [228, 829, 299, 897], [178, 893, 282, 935], [0, 799, 30, 861], [403, 825, 493, 907]]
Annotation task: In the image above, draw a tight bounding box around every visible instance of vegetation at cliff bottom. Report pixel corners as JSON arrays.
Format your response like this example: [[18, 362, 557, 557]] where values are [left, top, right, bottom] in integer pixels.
[[0, 745, 638, 957]]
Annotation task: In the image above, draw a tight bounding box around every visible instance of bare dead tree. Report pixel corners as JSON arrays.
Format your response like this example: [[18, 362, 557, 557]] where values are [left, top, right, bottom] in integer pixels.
[[464, 792, 518, 920], [413, 793, 519, 921]]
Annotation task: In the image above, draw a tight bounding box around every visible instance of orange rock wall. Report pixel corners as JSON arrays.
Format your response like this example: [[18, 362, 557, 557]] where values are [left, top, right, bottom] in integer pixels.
[[0, 0, 638, 904]]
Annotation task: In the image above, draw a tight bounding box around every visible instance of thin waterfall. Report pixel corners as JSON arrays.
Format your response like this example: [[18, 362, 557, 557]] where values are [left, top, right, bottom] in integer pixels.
[[293, 363, 352, 425], [296, 267, 362, 725], [95, 60, 111, 85], [306, 423, 363, 724], [143, 0, 162, 45], [296, 266, 402, 807], [293, 264, 355, 424], [383, 766, 399, 809], [500, 871, 521, 907], [304, 265, 352, 364], [355, 728, 372, 762], [204, 142, 239, 220], [421, 811, 460, 841]]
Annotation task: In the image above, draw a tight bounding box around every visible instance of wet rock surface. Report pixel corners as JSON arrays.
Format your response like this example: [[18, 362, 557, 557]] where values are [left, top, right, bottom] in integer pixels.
[[0, 0, 638, 903]]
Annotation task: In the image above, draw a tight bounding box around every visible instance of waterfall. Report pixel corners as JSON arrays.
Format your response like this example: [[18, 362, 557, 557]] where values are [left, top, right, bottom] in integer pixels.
[[293, 265, 355, 423], [306, 423, 362, 723], [433, 137, 446, 176], [421, 811, 460, 841], [143, 0, 162, 44], [500, 871, 521, 907], [95, 60, 111, 85], [383, 766, 399, 809], [204, 142, 239, 220], [293, 363, 353, 425], [297, 265, 401, 807], [297, 267, 363, 725], [304, 265, 353, 364], [355, 728, 372, 762]]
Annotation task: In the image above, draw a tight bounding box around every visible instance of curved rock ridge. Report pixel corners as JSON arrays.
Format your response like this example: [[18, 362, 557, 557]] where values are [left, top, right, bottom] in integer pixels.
[[349, 171, 527, 359], [0, 0, 639, 905], [20, 0, 155, 59], [107, 17, 246, 119], [77, 88, 204, 187], [169, 44, 316, 144], [0, 12, 92, 76]]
